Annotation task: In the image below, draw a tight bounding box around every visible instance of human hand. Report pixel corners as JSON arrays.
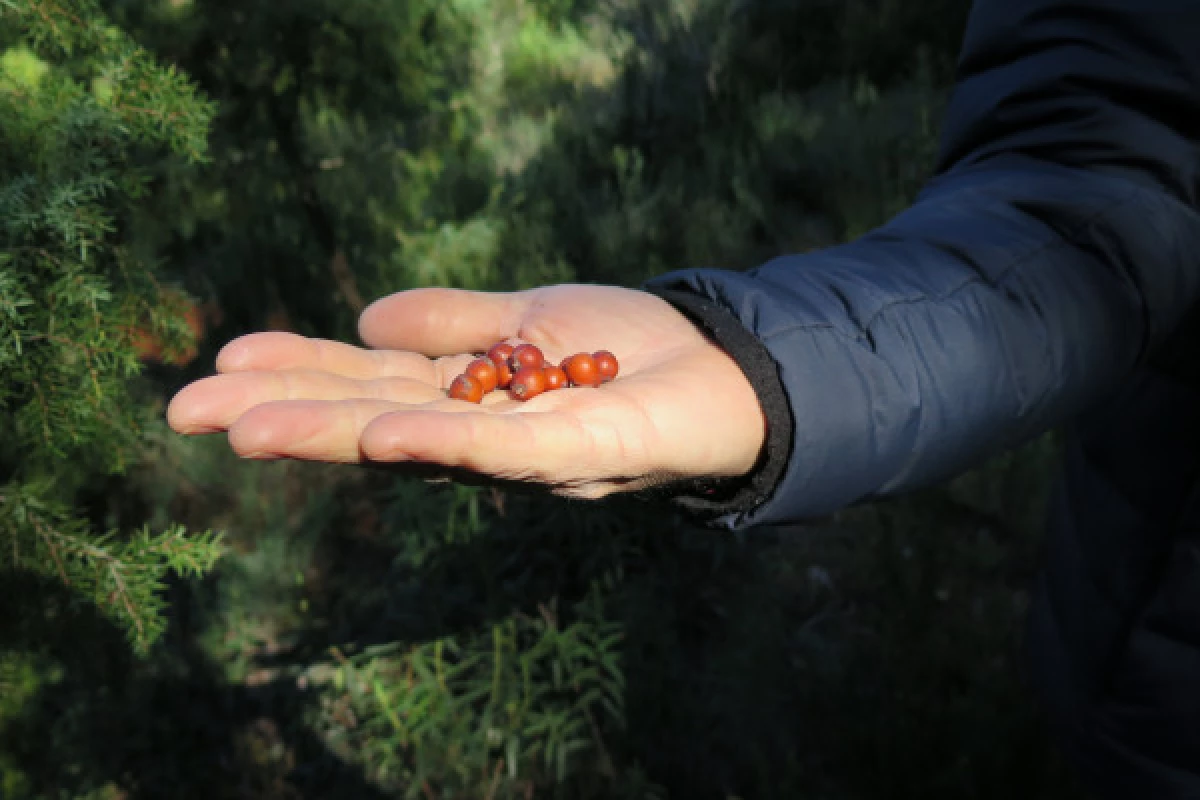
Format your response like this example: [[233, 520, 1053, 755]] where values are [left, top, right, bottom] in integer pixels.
[[166, 284, 766, 499]]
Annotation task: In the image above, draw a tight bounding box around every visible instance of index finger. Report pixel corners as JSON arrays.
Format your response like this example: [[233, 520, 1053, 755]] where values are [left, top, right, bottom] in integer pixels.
[[357, 288, 529, 357], [216, 331, 440, 384]]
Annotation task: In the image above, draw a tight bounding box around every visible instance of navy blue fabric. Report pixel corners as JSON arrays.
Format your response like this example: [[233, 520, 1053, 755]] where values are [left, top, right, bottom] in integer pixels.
[[645, 1, 1200, 531], [1028, 366, 1200, 798], [643, 0, 1200, 794]]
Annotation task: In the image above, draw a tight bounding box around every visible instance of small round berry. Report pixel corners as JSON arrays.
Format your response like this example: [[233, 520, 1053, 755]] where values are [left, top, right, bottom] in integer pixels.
[[465, 357, 499, 394], [495, 359, 515, 389], [487, 342, 515, 368], [542, 364, 568, 391], [509, 367, 547, 401], [593, 350, 619, 383], [448, 373, 484, 403], [510, 343, 545, 372], [563, 353, 600, 387]]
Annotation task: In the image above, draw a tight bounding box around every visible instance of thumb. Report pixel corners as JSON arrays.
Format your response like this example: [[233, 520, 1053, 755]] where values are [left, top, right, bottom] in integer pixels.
[[358, 288, 529, 358]]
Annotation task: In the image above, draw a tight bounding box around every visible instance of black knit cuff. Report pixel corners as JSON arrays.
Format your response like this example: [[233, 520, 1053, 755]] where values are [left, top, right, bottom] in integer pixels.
[[638, 287, 794, 523]]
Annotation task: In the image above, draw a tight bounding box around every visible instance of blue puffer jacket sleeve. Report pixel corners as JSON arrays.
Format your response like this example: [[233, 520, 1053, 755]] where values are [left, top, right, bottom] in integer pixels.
[[644, 0, 1200, 530]]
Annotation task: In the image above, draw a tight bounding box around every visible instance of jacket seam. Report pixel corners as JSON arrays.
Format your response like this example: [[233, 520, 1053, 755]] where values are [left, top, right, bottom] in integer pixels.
[[758, 181, 1146, 347]]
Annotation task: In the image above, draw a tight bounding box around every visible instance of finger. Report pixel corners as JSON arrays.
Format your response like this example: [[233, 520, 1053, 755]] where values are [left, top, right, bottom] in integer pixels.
[[357, 288, 529, 357], [226, 397, 506, 463], [215, 331, 439, 383], [359, 407, 618, 487], [167, 367, 469, 435]]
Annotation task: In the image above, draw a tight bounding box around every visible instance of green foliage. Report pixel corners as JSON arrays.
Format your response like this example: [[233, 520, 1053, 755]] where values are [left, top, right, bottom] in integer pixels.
[[103, 0, 487, 343], [329, 592, 627, 797], [0, 0, 221, 653], [316, 483, 646, 798], [3, 477, 221, 647], [2, 0, 1088, 798]]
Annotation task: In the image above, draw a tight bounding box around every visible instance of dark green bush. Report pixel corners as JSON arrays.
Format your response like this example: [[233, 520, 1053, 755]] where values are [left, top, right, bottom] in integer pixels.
[[2, 1, 1088, 798]]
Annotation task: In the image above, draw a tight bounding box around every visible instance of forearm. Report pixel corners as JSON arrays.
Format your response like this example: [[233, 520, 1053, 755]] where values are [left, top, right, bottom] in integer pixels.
[[644, 0, 1200, 530], [646, 155, 1200, 529]]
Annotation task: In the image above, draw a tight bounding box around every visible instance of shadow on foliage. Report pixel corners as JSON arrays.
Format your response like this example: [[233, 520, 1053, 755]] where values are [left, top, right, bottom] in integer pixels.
[[22, 0, 1086, 796], [0, 572, 392, 800], [239, 472, 817, 799]]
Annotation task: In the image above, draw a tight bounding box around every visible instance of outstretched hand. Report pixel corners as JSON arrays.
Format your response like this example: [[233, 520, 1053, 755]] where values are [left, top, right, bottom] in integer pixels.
[[166, 284, 766, 499]]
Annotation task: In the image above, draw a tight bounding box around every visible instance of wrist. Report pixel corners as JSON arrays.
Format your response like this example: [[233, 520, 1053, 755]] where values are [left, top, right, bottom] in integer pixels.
[[640, 286, 794, 523]]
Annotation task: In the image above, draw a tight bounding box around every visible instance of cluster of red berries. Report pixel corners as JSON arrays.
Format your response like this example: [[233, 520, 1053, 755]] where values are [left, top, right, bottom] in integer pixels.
[[447, 342, 619, 403]]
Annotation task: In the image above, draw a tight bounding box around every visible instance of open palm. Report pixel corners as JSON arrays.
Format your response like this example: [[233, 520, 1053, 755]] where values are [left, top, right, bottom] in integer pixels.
[[167, 284, 765, 498]]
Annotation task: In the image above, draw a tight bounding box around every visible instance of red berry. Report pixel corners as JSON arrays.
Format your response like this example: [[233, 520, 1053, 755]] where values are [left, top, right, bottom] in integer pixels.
[[593, 350, 619, 383], [543, 364, 568, 391], [509, 367, 547, 401], [465, 357, 499, 394], [495, 359, 515, 389], [563, 353, 600, 387], [510, 343, 545, 372], [487, 342, 515, 368], [448, 373, 484, 403]]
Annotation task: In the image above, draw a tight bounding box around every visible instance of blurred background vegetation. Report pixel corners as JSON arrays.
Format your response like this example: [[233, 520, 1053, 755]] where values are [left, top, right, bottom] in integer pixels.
[[2, 0, 1092, 797]]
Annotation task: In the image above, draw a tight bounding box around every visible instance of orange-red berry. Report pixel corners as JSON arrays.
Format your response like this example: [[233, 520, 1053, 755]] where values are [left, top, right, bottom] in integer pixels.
[[486, 343, 516, 389], [510, 343, 545, 372], [465, 357, 499, 394], [495, 359, 514, 389], [509, 367, 547, 401], [593, 350, 619, 383], [448, 373, 484, 403], [487, 342, 515, 368], [543, 364, 568, 391], [563, 353, 600, 387]]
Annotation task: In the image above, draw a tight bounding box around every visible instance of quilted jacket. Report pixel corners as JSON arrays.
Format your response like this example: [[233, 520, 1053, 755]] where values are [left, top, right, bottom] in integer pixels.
[[644, 0, 1200, 795]]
